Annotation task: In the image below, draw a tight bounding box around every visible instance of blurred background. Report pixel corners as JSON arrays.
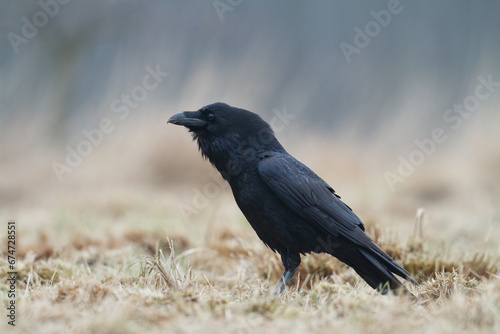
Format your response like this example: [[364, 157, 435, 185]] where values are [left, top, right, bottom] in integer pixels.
[[1, 1, 500, 253]]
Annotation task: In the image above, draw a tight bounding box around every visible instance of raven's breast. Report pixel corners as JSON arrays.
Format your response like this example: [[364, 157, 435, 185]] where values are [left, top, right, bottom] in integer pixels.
[[229, 173, 324, 254]]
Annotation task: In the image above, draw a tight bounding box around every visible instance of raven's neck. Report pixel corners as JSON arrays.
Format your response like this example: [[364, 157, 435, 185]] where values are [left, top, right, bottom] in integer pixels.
[[196, 133, 284, 182]]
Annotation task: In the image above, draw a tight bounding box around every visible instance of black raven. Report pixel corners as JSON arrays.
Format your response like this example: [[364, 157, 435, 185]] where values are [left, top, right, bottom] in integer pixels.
[[168, 102, 416, 294]]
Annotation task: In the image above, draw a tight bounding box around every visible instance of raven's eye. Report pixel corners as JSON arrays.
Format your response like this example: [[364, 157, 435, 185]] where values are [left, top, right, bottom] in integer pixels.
[[207, 113, 215, 121]]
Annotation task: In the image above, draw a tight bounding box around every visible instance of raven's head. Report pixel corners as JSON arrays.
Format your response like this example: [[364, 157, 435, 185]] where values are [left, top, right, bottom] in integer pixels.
[[168, 102, 284, 179]]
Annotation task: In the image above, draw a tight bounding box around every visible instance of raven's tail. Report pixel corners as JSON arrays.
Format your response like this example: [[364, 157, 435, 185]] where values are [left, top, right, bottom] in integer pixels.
[[356, 247, 417, 294], [336, 244, 417, 295]]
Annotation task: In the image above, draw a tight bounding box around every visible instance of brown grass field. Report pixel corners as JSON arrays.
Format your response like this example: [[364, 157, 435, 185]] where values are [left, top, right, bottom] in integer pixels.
[[1, 118, 500, 333]]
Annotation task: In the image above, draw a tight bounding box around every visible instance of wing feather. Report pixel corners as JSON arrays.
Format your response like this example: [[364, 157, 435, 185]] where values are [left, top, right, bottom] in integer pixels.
[[258, 151, 368, 244]]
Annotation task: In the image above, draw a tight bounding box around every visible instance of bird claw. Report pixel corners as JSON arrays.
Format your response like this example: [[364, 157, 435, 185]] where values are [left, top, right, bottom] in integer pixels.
[[273, 279, 285, 296]]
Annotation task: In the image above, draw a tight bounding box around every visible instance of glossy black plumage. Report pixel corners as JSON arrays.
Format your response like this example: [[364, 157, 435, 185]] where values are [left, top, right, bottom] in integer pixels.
[[168, 102, 417, 294]]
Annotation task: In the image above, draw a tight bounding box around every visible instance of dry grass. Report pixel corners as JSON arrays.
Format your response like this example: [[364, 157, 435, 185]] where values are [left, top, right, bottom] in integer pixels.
[[1, 224, 499, 334], [1, 120, 500, 333]]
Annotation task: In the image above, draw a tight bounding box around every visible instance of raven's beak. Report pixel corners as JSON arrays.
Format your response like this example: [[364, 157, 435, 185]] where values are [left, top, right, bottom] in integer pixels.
[[168, 111, 206, 128]]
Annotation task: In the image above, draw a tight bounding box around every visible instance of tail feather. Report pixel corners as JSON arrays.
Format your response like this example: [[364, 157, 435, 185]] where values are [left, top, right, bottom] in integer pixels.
[[335, 245, 416, 295], [362, 243, 418, 285], [357, 248, 406, 293]]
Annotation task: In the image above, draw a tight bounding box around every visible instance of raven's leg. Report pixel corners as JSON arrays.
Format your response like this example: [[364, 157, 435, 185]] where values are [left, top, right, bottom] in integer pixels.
[[274, 251, 301, 294]]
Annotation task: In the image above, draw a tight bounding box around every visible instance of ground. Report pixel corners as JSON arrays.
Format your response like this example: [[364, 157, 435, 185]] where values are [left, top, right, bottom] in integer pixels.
[[1, 122, 499, 333]]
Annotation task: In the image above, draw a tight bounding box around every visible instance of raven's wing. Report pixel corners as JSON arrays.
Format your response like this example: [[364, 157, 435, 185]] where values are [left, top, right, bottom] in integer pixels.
[[257, 151, 416, 286], [257, 151, 371, 247]]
